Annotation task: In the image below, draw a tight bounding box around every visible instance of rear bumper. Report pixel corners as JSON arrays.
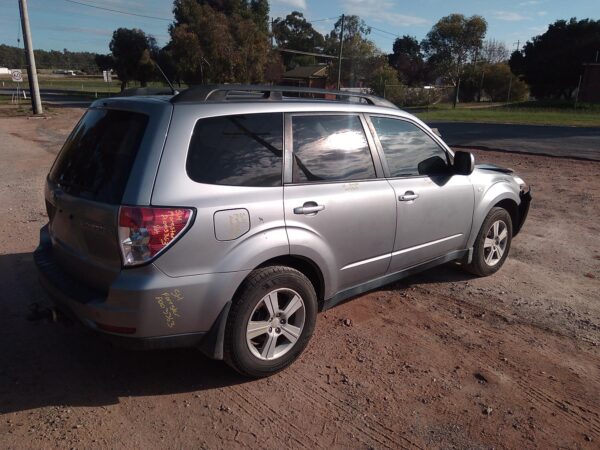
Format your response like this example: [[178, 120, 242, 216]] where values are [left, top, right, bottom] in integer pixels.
[[34, 225, 248, 351]]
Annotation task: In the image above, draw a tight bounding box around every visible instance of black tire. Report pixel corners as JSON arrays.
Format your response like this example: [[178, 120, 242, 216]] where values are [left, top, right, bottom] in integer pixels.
[[223, 266, 317, 378], [465, 207, 513, 277]]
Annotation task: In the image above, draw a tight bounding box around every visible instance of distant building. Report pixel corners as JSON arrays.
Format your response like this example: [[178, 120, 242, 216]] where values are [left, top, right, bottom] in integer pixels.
[[281, 64, 328, 89], [580, 63, 600, 103]]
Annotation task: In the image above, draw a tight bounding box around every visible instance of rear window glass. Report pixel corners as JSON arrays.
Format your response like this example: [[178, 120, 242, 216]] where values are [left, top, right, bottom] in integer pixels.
[[186, 113, 283, 187], [49, 109, 148, 204]]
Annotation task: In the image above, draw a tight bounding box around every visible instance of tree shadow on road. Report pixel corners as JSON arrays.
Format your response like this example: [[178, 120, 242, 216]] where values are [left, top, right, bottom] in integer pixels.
[[0, 252, 249, 415]]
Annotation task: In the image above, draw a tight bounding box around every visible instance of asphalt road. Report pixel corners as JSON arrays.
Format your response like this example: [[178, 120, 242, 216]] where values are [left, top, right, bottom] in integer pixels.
[[0, 88, 93, 106], [428, 121, 600, 161]]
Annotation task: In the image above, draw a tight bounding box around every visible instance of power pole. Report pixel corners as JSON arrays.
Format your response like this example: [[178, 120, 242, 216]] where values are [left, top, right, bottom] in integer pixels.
[[271, 17, 274, 48], [18, 0, 42, 114], [336, 14, 345, 90], [506, 40, 520, 106]]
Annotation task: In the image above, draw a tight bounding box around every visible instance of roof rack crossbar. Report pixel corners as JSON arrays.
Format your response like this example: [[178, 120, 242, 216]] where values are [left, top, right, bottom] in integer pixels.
[[170, 84, 397, 108]]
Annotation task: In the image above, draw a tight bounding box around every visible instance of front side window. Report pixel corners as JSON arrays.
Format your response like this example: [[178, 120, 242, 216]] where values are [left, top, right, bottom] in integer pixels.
[[291, 115, 376, 183], [186, 113, 283, 187], [371, 117, 448, 177]]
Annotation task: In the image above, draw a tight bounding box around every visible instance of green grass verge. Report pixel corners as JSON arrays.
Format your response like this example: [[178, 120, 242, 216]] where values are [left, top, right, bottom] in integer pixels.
[[414, 102, 600, 127], [1, 76, 179, 96]]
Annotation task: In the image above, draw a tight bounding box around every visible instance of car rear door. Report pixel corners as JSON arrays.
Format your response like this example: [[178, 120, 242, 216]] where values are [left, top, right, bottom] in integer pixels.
[[45, 101, 171, 291], [366, 115, 475, 272], [283, 113, 397, 296]]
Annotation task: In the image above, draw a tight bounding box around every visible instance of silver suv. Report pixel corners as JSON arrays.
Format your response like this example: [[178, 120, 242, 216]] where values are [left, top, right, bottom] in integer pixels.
[[35, 85, 531, 377]]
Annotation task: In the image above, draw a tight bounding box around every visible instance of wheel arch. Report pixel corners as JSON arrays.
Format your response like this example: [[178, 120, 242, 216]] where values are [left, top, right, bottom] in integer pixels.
[[494, 198, 519, 233], [255, 255, 326, 309], [199, 254, 326, 361], [469, 187, 520, 248]]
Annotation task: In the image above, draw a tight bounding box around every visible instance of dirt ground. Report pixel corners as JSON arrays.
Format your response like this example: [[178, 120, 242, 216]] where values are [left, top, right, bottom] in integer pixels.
[[0, 108, 599, 450]]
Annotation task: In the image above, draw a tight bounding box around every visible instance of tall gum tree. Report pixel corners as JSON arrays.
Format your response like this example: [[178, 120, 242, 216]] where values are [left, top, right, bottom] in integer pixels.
[[421, 14, 487, 107]]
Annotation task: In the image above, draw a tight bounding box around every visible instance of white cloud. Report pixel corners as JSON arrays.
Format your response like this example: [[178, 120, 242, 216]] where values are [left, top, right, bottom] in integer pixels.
[[341, 0, 428, 27], [492, 11, 529, 21], [537, 11, 548, 16], [271, 0, 308, 10], [518, 0, 541, 5]]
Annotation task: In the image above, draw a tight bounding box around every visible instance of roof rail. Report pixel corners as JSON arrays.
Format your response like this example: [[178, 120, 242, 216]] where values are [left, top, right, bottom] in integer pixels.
[[170, 84, 397, 108]]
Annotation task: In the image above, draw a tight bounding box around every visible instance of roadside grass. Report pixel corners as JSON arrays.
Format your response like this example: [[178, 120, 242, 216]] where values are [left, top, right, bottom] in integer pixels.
[[0, 75, 177, 97], [414, 101, 600, 127]]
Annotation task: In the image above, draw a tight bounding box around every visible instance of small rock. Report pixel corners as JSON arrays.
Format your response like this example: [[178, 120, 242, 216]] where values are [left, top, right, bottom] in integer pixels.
[[343, 318, 352, 327], [584, 434, 592, 442], [483, 406, 493, 416], [218, 404, 231, 413]]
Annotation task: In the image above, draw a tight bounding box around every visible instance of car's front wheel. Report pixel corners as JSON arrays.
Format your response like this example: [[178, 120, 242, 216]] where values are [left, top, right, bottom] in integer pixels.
[[223, 266, 317, 378], [465, 207, 513, 277]]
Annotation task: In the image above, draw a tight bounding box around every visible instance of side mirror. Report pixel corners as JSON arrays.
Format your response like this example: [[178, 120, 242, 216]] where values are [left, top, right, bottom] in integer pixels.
[[453, 150, 475, 175]]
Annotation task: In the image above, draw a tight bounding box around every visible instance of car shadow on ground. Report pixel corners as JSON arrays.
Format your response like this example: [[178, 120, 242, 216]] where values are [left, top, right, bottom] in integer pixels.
[[0, 252, 249, 415], [0, 252, 475, 415]]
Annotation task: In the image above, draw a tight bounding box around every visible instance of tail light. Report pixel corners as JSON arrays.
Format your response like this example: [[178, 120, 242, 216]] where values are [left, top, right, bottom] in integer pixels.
[[118, 206, 193, 267]]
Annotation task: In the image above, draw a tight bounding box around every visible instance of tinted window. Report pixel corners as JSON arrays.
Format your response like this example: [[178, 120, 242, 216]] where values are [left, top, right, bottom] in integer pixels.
[[49, 109, 148, 204], [187, 113, 283, 187], [292, 115, 375, 182], [371, 117, 448, 177]]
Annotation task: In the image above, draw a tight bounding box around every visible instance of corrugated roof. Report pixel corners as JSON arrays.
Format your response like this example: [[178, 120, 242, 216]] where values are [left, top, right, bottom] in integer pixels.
[[283, 65, 328, 79]]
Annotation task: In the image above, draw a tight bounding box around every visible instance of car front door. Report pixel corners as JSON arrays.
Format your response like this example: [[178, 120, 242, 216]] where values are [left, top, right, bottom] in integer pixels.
[[367, 115, 475, 272], [283, 113, 397, 296]]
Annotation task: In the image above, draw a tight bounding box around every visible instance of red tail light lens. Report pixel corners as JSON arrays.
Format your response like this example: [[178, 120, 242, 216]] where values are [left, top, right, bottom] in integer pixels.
[[118, 206, 193, 266]]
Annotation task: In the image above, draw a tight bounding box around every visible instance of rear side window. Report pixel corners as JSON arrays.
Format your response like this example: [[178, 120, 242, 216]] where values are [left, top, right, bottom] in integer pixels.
[[186, 113, 283, 187], [370, 117, 448, 177], [291, 115, 375, 183], [49, 109, 148, 204]]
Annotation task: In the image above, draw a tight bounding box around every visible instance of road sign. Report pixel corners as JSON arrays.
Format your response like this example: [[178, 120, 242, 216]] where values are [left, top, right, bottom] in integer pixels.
[[11, 69, 23, 83]]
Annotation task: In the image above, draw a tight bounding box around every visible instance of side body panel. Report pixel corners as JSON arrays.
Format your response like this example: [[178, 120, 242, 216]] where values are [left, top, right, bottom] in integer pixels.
[[151, 105, 289, 278]]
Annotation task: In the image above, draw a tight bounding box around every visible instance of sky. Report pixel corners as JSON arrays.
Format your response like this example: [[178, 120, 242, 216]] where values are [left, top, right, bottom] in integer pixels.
[[0, 0, 598, 55]]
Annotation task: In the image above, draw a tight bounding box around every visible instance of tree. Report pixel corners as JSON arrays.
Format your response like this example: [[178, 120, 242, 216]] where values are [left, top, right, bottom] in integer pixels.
[[272, 11, 325, 68], [169, 0, 270, 84], [109, 28, 158, 90], [155, 45, 179, 85], [367, 57, 404, 104], [95, 54, 114, 72], [483, 63, 528, 102], [480, 39, 509, 64], [388, 35, 430, 86], [510, 18, 600, 99], [324, 15, 380, 87], [459, 62, 528, 102], [421, 14, 487, 106]]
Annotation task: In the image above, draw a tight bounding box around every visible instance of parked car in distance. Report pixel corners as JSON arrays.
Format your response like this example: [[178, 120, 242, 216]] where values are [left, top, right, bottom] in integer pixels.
[[35, 85, 531, 377]]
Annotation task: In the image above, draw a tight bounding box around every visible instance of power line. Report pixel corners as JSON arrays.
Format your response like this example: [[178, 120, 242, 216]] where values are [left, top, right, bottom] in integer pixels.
[[369, 30, 398, 42], [63, 0, 171, 22], [365, 23, 400, 39], [306, 16, 340, 23]]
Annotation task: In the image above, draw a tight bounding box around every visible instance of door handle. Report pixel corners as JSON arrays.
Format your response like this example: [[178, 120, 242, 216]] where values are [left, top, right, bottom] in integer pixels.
[[399, 191, 419, 202], [294, 203, 325, 215]]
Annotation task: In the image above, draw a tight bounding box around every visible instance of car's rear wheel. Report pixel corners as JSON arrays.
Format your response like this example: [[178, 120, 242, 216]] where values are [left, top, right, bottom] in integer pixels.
[[224, 266, 317, 378], [465, 207, 513, 277]]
